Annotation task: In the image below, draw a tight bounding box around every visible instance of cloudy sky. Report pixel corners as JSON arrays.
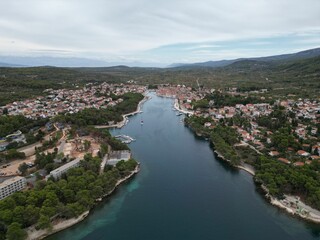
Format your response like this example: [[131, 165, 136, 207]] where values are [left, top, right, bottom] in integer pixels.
[[0, 0, 319, 66]]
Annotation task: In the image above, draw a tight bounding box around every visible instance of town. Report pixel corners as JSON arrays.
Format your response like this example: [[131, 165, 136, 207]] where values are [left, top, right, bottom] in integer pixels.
[[157, 84, 320, 222], [0, 82, 319, 237], [0, 83, 146, 202], [0, 82, 146, 119], [157, 85, 319, 166]]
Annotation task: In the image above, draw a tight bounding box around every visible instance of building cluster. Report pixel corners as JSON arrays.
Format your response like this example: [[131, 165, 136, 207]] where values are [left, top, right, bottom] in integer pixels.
[[157, 85, 205, 111], [0, 83, 146, 119], [202, 103, 272, 120], [198, 96, 320, 167], [279, 99, 319, 120]]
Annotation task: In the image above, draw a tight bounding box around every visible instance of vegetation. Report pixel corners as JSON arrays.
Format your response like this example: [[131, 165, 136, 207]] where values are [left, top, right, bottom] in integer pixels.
[[54, 92, 143, 127], [254, 156, 320, 209], [0, 154, 138, 239], [204, 93, 273, 108], [0, 150, 26, 165], [0, 55, 319, 105], [210, 126, 240, 166], [0, 115, 47, 138], [185, 116, 240, 165], [186, 113, 320, 210]]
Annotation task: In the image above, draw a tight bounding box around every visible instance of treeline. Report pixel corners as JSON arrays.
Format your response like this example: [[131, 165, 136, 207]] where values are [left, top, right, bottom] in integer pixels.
[[210, 125, 240, 166], [185, 116, 240, 166], [255, 156, 320, 210], [0, 115, 47, 138], [256, 107, 294, 131], [0, 150, 26, 164], [54, 93, 143, 126], [0, 67, 91, 105], [0, 154, 138, 240], [184, 115, 212, 137]]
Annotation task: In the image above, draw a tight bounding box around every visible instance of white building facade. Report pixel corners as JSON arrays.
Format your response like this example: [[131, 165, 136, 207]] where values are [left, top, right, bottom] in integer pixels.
[[46, 158, 81, 180], [0, 176, 26, 200]]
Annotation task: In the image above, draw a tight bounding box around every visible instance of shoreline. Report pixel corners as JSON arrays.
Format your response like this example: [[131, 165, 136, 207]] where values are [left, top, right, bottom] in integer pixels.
[[95, 93, 150, 129], [214, 148, 320, 224], [26, 164, 140, 240], [173, 98, 194, 115], [177, 99, 320, 225]]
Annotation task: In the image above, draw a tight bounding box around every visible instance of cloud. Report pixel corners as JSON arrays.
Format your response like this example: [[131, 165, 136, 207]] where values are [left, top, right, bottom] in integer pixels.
[[0, 0, 319, 65]]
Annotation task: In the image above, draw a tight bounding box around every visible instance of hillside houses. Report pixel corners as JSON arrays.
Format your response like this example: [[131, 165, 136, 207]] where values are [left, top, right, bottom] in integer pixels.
[[0, 83, 146, 119]]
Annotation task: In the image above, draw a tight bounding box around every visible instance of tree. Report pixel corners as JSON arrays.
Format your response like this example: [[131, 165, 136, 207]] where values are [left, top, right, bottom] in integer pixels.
[[84, 140, 91, 151], [18, 163, 28, 175], [6, 222, 27, 240], [2, 108, 8, 115], [36, 215, 51, 230]]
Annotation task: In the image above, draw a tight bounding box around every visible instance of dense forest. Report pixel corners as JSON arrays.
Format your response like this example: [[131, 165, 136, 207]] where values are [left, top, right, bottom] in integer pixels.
[[254, 156, 320, 210], [0, 154, 138, 240]]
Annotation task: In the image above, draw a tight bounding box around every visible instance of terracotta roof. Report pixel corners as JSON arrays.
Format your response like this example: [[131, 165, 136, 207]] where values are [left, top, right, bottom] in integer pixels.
[[277, 158, 290, 164], [293, 162, 305, 167]]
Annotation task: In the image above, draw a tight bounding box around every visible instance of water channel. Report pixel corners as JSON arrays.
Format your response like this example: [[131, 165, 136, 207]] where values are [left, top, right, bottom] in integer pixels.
[[50, 92, 320, 240]]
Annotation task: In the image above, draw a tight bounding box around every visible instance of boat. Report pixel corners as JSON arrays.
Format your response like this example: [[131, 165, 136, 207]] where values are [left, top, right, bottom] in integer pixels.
[[141, 120, 144, 125], [176, 112, 183, 116]]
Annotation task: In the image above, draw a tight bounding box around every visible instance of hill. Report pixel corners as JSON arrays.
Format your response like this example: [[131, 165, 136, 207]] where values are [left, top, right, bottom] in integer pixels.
[[0, 49, 319, 106], [172, 47, 320, 68]]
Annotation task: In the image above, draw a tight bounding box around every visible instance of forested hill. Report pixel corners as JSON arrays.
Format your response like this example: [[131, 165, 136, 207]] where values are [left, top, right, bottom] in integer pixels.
[[171, 47, 320, 68]]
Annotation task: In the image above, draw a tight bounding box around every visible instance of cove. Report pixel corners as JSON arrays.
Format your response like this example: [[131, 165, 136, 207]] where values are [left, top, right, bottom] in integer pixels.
[[48, 92, 320, 240]]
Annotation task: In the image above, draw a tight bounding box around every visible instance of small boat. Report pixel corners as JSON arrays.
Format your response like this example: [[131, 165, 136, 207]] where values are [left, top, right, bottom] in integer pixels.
[[176, 112, 183, 116], [141, 120, 144, 125]]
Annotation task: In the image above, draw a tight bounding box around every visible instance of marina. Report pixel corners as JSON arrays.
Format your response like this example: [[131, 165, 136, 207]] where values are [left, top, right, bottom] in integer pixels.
[[114, 135, 136, 144]]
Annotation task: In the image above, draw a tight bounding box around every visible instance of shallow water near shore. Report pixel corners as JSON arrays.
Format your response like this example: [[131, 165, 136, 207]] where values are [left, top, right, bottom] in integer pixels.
[[48, 92, 320, 240]]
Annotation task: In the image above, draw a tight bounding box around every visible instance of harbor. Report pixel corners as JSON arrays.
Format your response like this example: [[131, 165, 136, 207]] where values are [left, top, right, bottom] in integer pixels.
[[114, 135, 136, 144]]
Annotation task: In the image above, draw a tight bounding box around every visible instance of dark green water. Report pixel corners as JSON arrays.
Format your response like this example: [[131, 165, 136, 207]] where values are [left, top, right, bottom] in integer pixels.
[[50, 93, 320, 240]]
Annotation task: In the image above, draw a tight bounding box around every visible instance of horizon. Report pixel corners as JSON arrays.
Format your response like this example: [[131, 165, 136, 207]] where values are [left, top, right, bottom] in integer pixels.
[[0, 0, 320, 67], [1, 46, 320, 68]]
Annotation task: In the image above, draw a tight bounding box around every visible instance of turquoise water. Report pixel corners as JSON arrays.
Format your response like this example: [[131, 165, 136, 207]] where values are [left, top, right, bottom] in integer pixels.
[[49, 93, 320, 240]]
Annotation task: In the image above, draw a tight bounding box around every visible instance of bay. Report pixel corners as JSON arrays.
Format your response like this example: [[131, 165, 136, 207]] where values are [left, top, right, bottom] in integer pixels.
[[49, 92, 320, 240]]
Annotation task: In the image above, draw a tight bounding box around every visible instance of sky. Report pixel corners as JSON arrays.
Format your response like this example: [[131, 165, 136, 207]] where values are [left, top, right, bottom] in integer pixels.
[[0, 0, 320, 66]]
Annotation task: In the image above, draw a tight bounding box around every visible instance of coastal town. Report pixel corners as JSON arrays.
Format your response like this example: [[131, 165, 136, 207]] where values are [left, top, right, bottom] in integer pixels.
[[157, 85, 319, 164], [0, 82, 319, 239], [0, 83, 146, 119], [1, 82, 145, 184], [0, 83, 145, 239], [157, 84, 320, 223]]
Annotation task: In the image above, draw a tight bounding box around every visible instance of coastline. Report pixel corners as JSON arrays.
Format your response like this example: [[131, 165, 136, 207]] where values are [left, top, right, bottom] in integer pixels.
[[169, 91, 320, 225], [173, 98, 194, 115], [95, 93, 150, 129], [26, 164, 140, 240], [214, 148, 320, 224]]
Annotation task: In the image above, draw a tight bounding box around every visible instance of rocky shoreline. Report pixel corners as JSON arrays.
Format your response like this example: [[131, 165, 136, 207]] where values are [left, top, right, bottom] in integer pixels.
[[26, 165, 140, 240], [214, 148, 320, 224]]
